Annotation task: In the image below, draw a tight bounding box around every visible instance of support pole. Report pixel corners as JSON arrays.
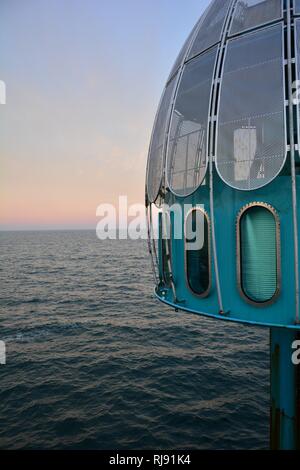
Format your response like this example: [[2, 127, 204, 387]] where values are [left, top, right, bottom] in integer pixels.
[[270, 328, 300, 449]]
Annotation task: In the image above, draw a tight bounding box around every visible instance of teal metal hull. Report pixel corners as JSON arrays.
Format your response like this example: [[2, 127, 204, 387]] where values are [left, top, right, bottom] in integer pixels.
[[157, 170, 300, 330]]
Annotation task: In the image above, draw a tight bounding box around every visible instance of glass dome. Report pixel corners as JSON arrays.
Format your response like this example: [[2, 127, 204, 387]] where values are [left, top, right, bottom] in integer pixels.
[[146, 0, 293, 202]]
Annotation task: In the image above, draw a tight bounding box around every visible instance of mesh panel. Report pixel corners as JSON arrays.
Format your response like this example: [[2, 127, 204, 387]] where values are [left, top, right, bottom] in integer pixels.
[[168, 20, 200, 82], [188, 0, 232, 60], [216, 25, 286, 191], [146, 75, 178, 203], [167, 48, 217, 197], [230, 0, 282, 36]]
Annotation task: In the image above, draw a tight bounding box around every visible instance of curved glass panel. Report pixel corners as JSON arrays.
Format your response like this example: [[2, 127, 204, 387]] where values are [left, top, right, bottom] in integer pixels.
[[216, 25, 286, 191], [168, 21, 200, 82], [167, 48, 217, 197], [146, 75, 178, 203], [230, 0, 282, 36], [188, 0, 232, 60], [238, 205, 279, 304], [185, 209, 210, 297]]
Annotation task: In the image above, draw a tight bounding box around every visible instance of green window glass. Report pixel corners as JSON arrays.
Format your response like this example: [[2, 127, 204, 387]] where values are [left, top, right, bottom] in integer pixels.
[[185, 209, 210, 297], [239, 204, 280, 304]]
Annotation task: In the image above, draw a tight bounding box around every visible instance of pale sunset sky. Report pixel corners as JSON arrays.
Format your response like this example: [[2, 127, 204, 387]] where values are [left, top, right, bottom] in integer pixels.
[[0, 0, 209, 230]]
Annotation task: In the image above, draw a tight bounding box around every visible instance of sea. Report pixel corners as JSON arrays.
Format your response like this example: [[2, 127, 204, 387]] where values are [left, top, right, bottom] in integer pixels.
[[0, 231, 269, 449]]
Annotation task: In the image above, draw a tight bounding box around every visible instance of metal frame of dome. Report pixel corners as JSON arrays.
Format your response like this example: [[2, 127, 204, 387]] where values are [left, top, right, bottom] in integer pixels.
[[229, 0, 284, 37], [145, 2, 222, 291], [146, 0, 300, 328], [187, 0, 233, 60], [165, 46, 218, 198], [146, 6, 210, 206], [146, 0, 233, 206], [145, 0, 300, 450], [146, 0, 291, 205]]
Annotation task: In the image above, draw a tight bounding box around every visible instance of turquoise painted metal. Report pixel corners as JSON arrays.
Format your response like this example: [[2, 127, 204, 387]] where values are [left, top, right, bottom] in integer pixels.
[[270, 329, 300, 449], [146, 0, 300, 449], [155, 175, 300, 329]]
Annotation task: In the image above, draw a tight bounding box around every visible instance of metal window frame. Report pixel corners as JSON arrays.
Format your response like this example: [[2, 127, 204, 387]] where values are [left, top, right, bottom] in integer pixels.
[[236, 202, 281, 307], [147, 6, 213, 208], [165, 46, 219, 198], [146, 75, 178, 205], [167, 3, 213, 84], [147, 0, 234, 205], [187, 0, 233, 62], [167, 20, 202, 84], [215, 22, 288, 191], [228, 0, 284, 38], [184, 207, 212, 299]]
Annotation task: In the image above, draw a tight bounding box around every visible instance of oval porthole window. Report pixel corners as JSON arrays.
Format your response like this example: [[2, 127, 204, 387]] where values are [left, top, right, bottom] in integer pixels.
[[185, 209, 211, 297], [237, 203, 280, 305]]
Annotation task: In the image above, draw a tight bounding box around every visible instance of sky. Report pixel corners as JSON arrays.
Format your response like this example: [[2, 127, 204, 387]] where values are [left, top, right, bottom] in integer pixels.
[[0, 0, 210, 230]]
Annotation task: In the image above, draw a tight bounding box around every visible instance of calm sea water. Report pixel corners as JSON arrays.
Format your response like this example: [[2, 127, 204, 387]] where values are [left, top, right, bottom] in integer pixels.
[[0, 231, 269, 449]]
